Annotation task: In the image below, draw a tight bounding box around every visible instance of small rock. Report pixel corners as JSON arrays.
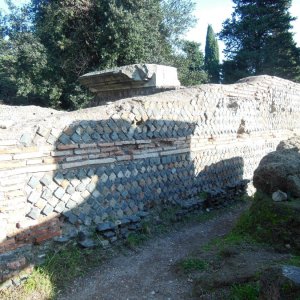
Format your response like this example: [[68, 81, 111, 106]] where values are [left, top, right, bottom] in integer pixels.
[[54, 236, 70, 243], [272, 190, 288, 202], [78, 239, 95, 248], [102, 231, 115, 238], [283, 265, 300, 285], [96, 222, 115, 232], [99, 240, 110, 248]]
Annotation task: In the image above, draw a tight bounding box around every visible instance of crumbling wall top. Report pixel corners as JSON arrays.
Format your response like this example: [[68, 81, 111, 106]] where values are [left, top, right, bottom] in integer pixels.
[[79, 64, 180, 93]]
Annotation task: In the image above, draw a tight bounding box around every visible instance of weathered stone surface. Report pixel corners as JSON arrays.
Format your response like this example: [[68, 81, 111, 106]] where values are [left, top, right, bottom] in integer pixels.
[[79, 64, 180, 100], [96, 222, 115, 232], [287, 175, 300, 198], [253, 138, 300, 197], [78, 238, 96, 248], [1, 74, 300, 287], [27, 207, 41, 220]]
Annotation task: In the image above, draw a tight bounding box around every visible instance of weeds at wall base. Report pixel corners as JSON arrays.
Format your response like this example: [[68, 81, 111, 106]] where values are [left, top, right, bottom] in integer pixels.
[[229, 282, 260, 300], [0, 200, 247, 300]]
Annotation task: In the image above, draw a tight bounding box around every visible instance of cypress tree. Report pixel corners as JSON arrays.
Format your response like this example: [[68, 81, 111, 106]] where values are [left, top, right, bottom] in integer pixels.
[[219, 0, 300, 83], [204, 25, 220, 83]]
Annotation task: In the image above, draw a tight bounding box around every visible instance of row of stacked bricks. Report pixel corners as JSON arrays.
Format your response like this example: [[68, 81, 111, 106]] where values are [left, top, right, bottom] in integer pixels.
[[0, 76, 300, 285]]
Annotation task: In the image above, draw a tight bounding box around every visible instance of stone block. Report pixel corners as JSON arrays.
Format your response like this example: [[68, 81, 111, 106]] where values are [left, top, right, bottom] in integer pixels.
[[20, 133, 32, 146], [27, 207, 41, 220], [96, 222, 115, 232], [40, 175, 52, 187], [42, 204, 54, 216], [27, 176, 40, 189], [54, 187, 65, 200], [27, 191, 40, 204], [54, 202, 65, 213]]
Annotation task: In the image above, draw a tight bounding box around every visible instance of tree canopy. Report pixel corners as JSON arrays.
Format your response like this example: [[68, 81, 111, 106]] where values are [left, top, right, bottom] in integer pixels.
[[0, 0, 199, 109], [219, 0, 300, 83], [174, 40, 208, 86]]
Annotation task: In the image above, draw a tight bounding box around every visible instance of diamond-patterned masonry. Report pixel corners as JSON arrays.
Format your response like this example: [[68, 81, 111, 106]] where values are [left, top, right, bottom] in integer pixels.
[[0, 75, 300, 286]]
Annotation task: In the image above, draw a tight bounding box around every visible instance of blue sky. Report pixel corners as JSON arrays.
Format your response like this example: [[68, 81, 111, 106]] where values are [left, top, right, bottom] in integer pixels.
[[1, 0, 300, 61]]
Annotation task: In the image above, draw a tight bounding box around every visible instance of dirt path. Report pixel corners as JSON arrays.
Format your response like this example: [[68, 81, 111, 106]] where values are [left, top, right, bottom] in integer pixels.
[[57, 206, 246, 300]]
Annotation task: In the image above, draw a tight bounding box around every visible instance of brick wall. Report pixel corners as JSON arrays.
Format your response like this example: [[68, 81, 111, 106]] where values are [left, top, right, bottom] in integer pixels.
[[0, 75, 300, 286]]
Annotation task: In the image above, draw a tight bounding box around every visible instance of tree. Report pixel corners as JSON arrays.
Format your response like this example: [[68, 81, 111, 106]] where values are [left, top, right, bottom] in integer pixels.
[[0, 0, 197, 109], [219, 0, 300, 83], [204, 25, 220, 83], [160, 0, 196, 44], [0, 2, 62, 107], [174, 41, 208, 86]]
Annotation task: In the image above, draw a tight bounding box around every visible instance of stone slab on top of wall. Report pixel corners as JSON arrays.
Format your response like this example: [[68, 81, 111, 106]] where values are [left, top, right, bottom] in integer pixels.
[[79, 64, 181, 106], [0, 75, 300, 286]]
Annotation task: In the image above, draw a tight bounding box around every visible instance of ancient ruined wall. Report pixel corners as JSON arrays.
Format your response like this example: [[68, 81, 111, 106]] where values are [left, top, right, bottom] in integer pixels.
[[1, 75, 300, 286]]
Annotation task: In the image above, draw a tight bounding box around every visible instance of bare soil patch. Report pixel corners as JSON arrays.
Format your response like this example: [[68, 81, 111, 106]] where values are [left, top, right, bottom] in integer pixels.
[[56, 203, 289, 300]]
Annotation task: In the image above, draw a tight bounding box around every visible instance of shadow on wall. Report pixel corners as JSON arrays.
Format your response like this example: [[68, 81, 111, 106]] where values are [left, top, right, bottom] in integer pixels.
[[0, 118, 246, 285]]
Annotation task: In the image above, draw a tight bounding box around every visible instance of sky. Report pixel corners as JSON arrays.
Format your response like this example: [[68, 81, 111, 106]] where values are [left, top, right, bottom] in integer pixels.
[[187, 0, 300, 61], [1, 0, 300, 61]]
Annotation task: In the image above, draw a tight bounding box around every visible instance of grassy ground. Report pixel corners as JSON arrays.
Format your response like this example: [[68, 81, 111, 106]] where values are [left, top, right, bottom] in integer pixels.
[[0, 202, 239, 300], [173, 192, 300, 299]]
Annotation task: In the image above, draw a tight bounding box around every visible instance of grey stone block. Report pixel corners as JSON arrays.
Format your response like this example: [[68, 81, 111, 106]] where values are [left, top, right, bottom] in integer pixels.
[[75, 183, 86, 192], [53, 172, 64, 185], [78, 239, 95, 248], [71, 133, 81, 143], [86, 182, 96, 193], [27, 191, 40, 204], [54, 202, 65, 213], [54, 187, 65, 199], [20, 133, 32, 146], [102, 231, 115, 238], [66, 199, 77, 209], [40, 175, 52, 187], [66, 185, 75, 195], [42, 205, 53, 216], [129, 215, 141, 223], [96, 222, 115, 232], [28, 207, 41, 220], [59, 133, 71, 144], [82, 133, 92, 143], [41, 189, 52, 200], [28, 176, 40, 189], [67, 213, 78, 224]]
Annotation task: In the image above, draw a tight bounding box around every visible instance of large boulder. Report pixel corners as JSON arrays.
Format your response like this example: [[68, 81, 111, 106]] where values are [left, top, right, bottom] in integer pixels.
[[253, 137, 300, 198]]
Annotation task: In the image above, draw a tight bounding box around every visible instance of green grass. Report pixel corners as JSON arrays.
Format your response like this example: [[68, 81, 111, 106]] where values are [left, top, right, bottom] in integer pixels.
[[202, 231, 257, 252], [1, 201, 247, 299], [228, 282, 259, 300], [285, 255, 300, 267], [24, 268, 54, 297], [232, 191, 300, 253], [178, 258, 208, 273], [126, 233, 149, 247], [42, 242, 105, 285], [0, 241, 106, 300]]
